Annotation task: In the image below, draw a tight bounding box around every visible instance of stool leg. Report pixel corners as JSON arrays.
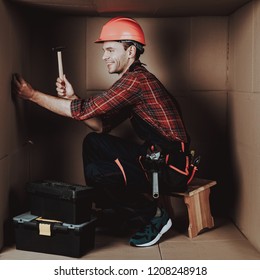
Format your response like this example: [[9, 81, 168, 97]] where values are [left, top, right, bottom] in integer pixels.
[[184, 189, 214, 238]]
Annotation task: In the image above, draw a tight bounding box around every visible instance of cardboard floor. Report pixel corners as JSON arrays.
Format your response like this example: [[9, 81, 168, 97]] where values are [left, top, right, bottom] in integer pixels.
[[1, 218, 260, 260]]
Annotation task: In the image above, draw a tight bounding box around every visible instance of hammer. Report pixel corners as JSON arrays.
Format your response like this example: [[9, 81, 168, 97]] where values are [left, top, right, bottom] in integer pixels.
[[52, 46, 65, 79]]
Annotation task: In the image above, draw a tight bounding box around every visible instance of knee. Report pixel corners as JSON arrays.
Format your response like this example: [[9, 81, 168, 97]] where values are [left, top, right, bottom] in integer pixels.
[[83, 132, 106, 155], [83, 132, 100, 148]]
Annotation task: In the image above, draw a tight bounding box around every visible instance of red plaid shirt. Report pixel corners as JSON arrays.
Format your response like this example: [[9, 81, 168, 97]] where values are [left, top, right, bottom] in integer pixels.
[[71, 61, 188, 143]]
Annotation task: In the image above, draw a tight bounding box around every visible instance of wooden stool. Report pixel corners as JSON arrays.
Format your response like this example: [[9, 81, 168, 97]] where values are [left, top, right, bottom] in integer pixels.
[[161, 178, 217, 238]]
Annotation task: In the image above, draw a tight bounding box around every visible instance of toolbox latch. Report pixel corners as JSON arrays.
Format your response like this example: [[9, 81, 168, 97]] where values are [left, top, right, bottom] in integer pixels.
[[39, 223, 51, 236]]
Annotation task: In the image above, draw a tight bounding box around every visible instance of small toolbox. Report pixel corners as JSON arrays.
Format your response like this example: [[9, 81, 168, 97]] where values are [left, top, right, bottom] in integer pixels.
[[13, 212, 96, 258], [27, 180, 94, 224]]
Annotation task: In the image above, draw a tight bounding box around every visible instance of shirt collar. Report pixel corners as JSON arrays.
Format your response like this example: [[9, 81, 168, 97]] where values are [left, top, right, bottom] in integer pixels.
[[128, 60, 144, 72]]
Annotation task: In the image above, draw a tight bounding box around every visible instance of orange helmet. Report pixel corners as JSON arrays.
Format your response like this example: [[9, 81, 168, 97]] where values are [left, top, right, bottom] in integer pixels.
[[95, 17, 146, 45]]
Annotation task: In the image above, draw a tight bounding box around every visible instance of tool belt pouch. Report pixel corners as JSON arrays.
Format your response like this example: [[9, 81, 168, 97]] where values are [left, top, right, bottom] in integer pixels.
[[161, 151, 189, 193], [140, 149, 189, 193]]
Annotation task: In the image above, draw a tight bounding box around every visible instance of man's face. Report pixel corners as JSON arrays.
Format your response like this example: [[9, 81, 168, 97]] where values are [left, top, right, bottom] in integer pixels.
[[102, 41, 130, 75]]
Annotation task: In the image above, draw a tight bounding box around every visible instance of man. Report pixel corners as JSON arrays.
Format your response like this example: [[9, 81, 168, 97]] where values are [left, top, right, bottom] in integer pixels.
[[12, 17, 191, 247]]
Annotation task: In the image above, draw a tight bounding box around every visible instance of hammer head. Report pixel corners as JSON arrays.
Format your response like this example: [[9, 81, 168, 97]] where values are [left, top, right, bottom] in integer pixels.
[[52, 46, 65, 52]]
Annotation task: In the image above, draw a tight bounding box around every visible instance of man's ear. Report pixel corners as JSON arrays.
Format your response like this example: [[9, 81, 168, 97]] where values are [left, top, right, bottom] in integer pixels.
[[128, 45, 137, 58]]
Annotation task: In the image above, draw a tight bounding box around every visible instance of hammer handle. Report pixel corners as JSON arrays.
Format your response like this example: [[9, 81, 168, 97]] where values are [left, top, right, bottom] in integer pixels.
[[57, 51, 64, 79], [152, 171, 159, 199]]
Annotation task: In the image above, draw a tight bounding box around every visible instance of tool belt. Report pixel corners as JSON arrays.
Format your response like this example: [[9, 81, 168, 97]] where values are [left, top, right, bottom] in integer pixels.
[[139, 143, 200, 198]]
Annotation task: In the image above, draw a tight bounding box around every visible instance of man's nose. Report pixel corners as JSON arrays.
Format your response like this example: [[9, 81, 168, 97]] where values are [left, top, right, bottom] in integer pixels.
[[102, 51, 109, 60]]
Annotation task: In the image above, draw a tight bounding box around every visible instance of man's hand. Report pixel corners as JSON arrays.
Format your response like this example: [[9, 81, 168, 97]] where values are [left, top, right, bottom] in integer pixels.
[[56, 75, 77, 100], [12, 73, 36, 100]]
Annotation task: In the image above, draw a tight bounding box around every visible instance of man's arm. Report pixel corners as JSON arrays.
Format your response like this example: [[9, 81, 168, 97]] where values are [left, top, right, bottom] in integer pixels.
[[33, 90, 73, 117], [12, 73, 102, 132], [55, 75, 102, 132]]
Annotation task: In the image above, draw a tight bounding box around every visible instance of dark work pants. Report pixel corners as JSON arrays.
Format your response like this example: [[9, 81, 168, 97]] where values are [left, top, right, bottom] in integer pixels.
[[82, 132, 157, 227]]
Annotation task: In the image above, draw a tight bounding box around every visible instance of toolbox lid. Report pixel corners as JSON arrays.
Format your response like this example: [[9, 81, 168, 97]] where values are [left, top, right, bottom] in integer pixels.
[[13, 212, 97, 230], [27, 180, 93, 200]]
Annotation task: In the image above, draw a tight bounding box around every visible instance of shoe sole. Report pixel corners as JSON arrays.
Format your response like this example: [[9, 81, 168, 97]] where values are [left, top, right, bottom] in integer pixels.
[[132, 218, 172, 247]]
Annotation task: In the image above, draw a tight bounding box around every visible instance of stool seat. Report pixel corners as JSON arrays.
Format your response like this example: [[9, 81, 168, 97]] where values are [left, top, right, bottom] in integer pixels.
[[162, 178, 217, 238]]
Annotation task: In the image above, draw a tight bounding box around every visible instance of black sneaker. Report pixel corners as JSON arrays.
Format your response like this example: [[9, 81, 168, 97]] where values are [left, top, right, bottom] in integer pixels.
[[129, 208, 172, 247]]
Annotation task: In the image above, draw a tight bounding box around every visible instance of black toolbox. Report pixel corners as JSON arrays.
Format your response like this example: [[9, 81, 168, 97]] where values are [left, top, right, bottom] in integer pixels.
[[27, 180, 94, 224], [13, 212, 96, 258]]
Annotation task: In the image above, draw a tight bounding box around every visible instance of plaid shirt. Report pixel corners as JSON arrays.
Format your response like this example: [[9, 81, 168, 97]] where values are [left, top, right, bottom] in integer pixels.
[[71, 61, 188, 143]]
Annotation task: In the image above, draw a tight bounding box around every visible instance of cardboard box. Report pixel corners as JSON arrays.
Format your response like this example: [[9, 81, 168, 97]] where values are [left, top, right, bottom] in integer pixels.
[[13, 212, 96, 258]]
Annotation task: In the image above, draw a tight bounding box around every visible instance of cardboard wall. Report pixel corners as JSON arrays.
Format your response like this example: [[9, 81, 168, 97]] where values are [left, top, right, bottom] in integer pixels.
[[0, 1, 31, 249], [28, 15, 88, 185], [228, 0, 260, 252]]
